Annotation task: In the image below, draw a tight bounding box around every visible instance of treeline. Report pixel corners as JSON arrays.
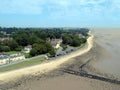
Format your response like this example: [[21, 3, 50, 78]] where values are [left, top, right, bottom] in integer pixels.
[[62, 35, 86, 47], [0, 27, 89, 57], [0, 27, 89, 37], [0, 40, 19, 52]]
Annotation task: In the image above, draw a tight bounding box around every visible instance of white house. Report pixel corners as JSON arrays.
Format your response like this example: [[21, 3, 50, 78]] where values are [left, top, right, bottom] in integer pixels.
[[0, 53, 25, 65], [22, 45, 32, 53], [79, 33, 85, 38], [10, 53, 25, 62], [0, 37, 13, 41], [0, 55, 9, 65], [50, 39, 62, 49]]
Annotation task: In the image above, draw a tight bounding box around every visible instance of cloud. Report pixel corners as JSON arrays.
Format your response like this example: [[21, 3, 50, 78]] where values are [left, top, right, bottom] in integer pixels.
[[0, 0, 119, 27], [0, 0, 119, 18], [0, 0, 43, 14]]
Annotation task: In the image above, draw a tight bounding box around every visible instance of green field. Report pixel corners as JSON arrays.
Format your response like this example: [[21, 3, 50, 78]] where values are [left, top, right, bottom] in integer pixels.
[[0, 57, 46, 72], [6, 51, 20, 55], [6, 51, 30, 58]]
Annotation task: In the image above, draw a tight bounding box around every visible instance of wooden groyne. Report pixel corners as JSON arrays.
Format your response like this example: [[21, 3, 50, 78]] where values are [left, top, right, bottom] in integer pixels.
[[63, 69, 120, 85]]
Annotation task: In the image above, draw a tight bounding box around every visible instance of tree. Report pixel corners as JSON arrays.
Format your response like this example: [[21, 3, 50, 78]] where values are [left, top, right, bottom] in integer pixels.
[[45, 42, 53, 52], [62, 35, 73, 45], [0, 45, 10, 52], [0, 33, 4, 37], [30, 48, 37, 56], [36, 31, 47, 40], [32, 42, 55, 56], [8, 40, 18, 51], [0, 45, 3, 52], [28, 35, 39, 45], [16, 33, 29, 46], [15, 46, 23, 51], [80, 38, 87, 43], [49, 48, 55, 57], [45, 42, 55, 56], [37, 44, 47, 54], [32, 43, 47, 54], [72, 38, 81, 47], [3, 46, 10, 52]]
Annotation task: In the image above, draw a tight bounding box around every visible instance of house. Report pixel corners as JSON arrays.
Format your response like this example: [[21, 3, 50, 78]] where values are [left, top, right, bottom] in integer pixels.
[[50, 39, 62, 49], [0, 52, 7, 55], [0, 37, 13, 41], [10, 53, 25, 62], [79, 33, 85, 38], [22, 45, 32, 53], [0, 31, 7, 35], [0, 55, 9, 65], [0, 53, 25, 65]]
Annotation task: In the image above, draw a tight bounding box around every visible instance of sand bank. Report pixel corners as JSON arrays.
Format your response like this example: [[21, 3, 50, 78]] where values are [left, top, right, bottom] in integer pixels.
[[13, 73, 120, 90], [85, 29, 120, 79], [0, 32, 94, 84]]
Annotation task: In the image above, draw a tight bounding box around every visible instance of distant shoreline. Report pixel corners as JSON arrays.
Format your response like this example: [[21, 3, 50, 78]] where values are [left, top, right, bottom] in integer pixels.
[[0, 31, 94, 85]]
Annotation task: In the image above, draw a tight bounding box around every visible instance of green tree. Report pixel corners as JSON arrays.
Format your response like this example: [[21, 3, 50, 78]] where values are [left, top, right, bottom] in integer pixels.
[[37, 44, 47, 54], [16, 33, 29, 46], [49, 48, 55, 57], [28, 35, 39, 45], [0, 45, 3, 52], [45, 42, 53, 52], [8, 40, 18, 51], [32, 43, 47, 54], [45, 42, 55, 56], [15, 46, 23, 51], [62, 35, 73, 45], [80, 38, 87, 43], [0, 46, 10, 52], [72, 38, 81, 47], [32, 42, 55, 56], [30, 48, 37, 56], [3, 46, 10, 52], [36, 31, 47, 40]]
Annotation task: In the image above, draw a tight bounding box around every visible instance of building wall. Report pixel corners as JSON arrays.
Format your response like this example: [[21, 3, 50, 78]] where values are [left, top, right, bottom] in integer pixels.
[[10, 55, 25, 62], [0, 58, 9, 65], [22, 48, 31, 53], [55, 44, 60, 49], [0, 54, 25, 65]]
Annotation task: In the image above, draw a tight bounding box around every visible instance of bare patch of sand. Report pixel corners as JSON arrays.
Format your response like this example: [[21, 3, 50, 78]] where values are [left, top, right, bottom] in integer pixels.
[[13, 73, 120, 90]]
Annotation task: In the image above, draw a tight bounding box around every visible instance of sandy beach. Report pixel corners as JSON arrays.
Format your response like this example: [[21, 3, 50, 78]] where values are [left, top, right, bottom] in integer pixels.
[[0, 31, 93, 88], [84, 29, 120, 80], [0, 29, 120, 90]]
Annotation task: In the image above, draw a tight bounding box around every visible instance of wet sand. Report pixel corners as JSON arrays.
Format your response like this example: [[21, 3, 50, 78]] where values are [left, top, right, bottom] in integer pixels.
[[12, 74, 120, 90], [85, 28, 120, 79], [1, 29, 120, 90]]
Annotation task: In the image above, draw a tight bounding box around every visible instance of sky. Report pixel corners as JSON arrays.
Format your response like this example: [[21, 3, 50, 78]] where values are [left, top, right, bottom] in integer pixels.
[[0, 0, 120, 27]]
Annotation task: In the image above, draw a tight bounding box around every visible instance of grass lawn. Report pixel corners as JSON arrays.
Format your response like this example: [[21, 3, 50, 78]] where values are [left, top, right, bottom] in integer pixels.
[[6, 51, 20, 55], [0, 57, 46, 72], [24, 53, 31, 58], [6, 51, 31, 58]]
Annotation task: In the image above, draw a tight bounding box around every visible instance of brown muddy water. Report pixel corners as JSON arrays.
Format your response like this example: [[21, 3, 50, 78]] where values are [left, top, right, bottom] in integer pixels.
[[89, 28, 120, 79]]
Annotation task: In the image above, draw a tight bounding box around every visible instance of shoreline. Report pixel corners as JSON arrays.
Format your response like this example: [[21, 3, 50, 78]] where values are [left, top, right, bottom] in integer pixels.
[[0, 32, 94, 85]]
